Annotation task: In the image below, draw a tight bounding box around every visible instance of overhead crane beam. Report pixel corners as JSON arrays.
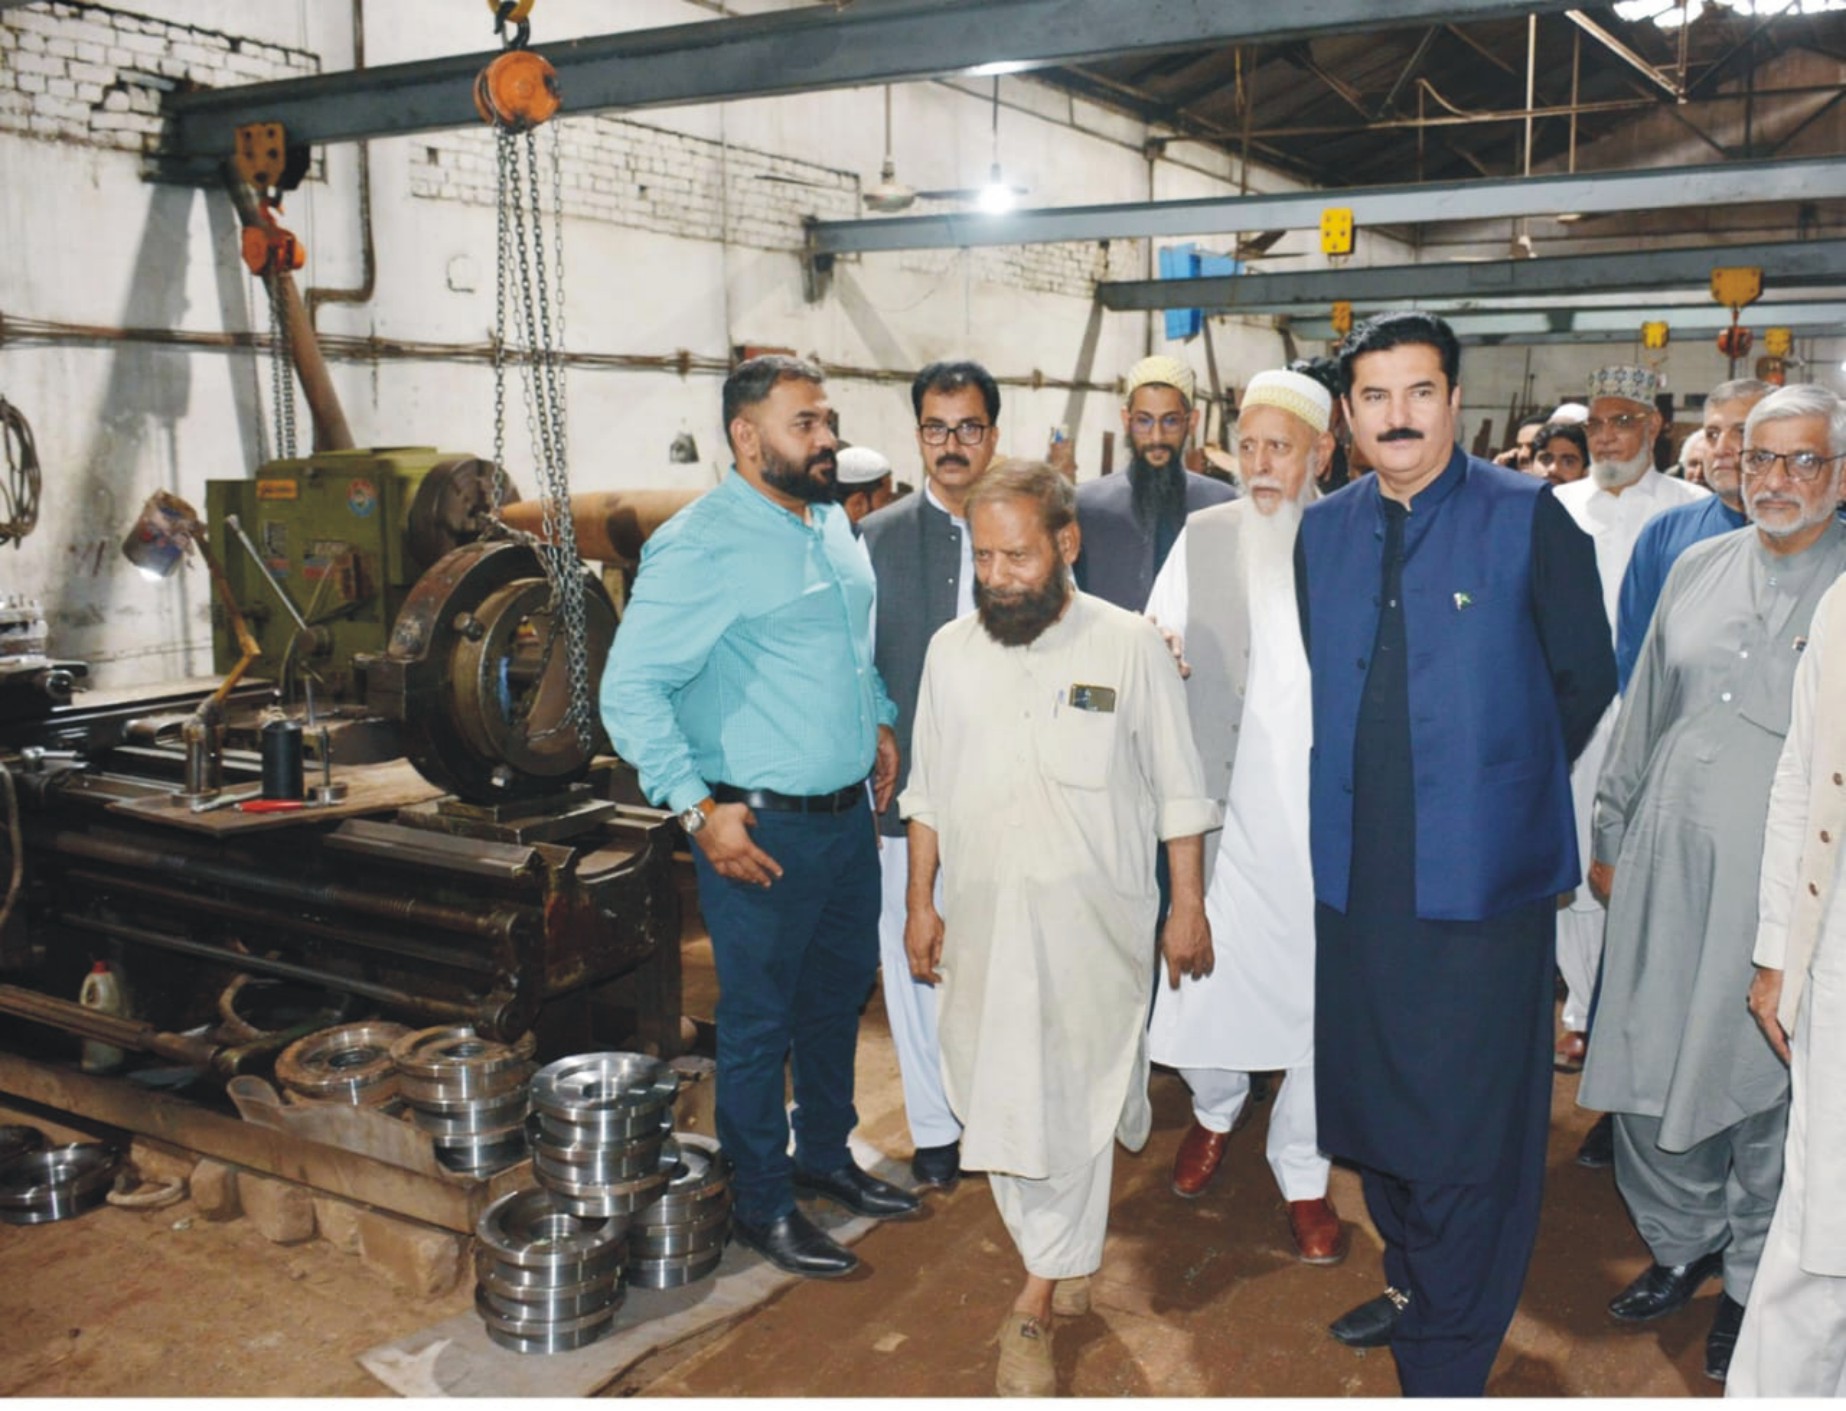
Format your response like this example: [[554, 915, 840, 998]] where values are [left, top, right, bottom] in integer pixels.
[[160, 0, 1581, 166], [807, 157, 1846, 256], [1289, 300, 1846, 347], [1093, 238, 1846, 313]]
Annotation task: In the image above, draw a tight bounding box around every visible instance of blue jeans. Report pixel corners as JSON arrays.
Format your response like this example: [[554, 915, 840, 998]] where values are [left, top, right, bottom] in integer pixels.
[[690, 798, 881, 1224]]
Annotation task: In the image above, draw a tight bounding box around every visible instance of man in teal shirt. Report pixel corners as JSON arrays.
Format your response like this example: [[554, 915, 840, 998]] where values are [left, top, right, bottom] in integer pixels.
[[603, 355, 915, 1278]]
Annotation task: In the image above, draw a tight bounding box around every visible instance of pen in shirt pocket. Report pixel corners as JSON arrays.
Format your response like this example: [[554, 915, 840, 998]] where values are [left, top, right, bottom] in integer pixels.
[[1055, 687, 1065, 718]]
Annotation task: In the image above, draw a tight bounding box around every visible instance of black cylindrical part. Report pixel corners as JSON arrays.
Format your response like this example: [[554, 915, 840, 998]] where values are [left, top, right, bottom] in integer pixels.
[[260, 716, 305, 800]]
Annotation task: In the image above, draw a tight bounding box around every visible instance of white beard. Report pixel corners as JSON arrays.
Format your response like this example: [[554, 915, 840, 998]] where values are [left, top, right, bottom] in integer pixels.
[[1240, 491, 1306, 607], [1590, 448, 1651, 491]]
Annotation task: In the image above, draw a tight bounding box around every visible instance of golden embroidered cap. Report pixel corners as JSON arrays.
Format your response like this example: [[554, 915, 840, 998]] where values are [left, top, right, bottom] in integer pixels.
[[1588, 365, 1661, 407], [1241, 369, 1333, 435], [1125, 355, 1196, 406]]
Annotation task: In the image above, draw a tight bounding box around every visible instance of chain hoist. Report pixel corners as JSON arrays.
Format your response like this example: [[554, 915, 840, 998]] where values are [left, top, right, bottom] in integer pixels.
[[234, 123, 309, 463], [476, 1, 595, 751]]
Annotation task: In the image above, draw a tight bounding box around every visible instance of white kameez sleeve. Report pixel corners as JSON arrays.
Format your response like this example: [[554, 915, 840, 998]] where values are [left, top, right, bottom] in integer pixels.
[[1755, 615, 1821, 975], [897, 637, 943, 829], [1144, 527, 1190, 642], [1127, 618, 1221, 842]]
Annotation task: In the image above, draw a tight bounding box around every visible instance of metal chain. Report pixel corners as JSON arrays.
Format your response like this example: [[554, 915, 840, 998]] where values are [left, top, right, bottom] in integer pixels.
[[488, 115, 594, 750], [266, 276, 297, 461]]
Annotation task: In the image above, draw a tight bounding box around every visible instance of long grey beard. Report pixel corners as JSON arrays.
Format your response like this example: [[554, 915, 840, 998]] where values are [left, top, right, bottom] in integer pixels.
[[1240, 494, 1305, 607], [1590, 448, 1650, 491]]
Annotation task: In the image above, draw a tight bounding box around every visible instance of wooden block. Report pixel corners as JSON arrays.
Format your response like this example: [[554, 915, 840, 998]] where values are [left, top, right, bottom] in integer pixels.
[[313, 1195, 363, 1256], [240, 1171, 317, 1244], [356, 1209, 466, 1297], [190, 1158, 241, 1221]]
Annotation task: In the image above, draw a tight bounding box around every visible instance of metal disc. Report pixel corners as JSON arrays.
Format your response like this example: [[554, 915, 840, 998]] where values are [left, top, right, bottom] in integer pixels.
[[476, 1186, 624, 1268], [529, 1053, 678, 1124], [410, 1091, 531, 1134], [475, 1254, 624, 1302], [0, 1143, 119, 1225], [276, 1022, 409, 1105], [625, 1245, 724, 1290], [391, 1025, 536, 1083], [474, 1286, 618, 1355]]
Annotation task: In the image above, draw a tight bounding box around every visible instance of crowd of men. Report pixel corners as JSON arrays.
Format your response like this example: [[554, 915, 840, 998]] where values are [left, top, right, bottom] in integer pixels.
[[600, 310, 1846, 1398]]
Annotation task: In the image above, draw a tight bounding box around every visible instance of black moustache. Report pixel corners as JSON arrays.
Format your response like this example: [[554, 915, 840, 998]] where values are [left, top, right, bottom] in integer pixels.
[[1378, 428, 1424, 442], [936, 455, 969, 469]]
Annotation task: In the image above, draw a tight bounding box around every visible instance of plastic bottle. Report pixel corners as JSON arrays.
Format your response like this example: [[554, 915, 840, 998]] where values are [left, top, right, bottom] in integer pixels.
[[78, 960, 126, 1073]]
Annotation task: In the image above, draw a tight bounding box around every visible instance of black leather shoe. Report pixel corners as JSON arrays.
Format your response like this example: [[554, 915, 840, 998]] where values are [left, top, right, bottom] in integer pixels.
[[731, 1208, 859, 1278], [1329, 1287, 1409, 1348], [793, 1161, 922, 1220], [1608, 1250, 1724, 1322], [1705, 1293, 1745, 1383], [1576, 1112, 1615, 1169], [910, 1140, 961, 1191]]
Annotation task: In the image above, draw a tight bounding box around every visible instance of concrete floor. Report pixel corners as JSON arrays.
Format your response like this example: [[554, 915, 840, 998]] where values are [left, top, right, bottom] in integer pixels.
[[0, 862, 1730, 1397]]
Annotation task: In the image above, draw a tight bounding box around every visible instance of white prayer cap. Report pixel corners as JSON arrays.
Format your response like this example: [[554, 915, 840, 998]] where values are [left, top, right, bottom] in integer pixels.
[[1125, 355, 1197, 406], [835, 446, 893, 485], [1549, 402, 1589, 424], [1241, 369, 1333, 435]]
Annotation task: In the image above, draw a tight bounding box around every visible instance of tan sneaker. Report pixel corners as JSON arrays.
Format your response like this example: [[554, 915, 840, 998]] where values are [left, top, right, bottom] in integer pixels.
[[994, 1309, 1056, 1397], [1051, 1275, 1091, 1318]]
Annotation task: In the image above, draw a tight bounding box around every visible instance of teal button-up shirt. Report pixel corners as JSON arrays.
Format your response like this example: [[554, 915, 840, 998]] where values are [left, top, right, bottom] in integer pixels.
[[602, 470, 898, 815]]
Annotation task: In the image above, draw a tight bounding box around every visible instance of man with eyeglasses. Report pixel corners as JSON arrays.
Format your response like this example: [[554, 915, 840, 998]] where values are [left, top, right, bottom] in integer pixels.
[[1552, 367, 1709, 1080], [1615, 379, 1774, 692], [1581, 382, 1846, 1383], [603, 355, 917, 1281], [858, 359, 1003, 1194], [1074, 355, 1236, 613]]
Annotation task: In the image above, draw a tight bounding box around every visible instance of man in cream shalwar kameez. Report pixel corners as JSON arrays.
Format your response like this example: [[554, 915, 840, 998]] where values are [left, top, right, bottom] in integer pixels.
[[900, 459, 1217, 1397], [1553, 366, 1708, 1067], [1582, 384, 1846, 1382], [1728, 508, 1846, 1398], [1143, 369, 1347, 1263]]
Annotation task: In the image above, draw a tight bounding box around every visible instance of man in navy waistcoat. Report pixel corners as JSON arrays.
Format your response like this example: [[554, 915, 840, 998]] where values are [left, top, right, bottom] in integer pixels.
[[1295, 312, 1617, 1394]]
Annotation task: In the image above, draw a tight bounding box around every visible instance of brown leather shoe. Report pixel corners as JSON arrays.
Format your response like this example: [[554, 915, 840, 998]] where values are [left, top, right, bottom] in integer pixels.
[[1554, 1030, 1587, 1073], [1288, 1197, 1350, 1265], [1171, 1122, 1230, 1198]]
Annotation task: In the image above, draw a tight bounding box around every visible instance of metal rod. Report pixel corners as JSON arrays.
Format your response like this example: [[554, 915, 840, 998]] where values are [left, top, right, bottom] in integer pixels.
[[1565, 9, 1681, 98], [221, 513, 311, 635], [59, 866, 504, 978], [0, 984, 220, 1066], [40, 829, 526, 949], [50, 911, 502, 1025]]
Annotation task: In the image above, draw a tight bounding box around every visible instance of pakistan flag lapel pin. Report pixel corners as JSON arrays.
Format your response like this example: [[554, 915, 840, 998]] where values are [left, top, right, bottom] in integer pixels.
[[1453, 591, 1474, 611]]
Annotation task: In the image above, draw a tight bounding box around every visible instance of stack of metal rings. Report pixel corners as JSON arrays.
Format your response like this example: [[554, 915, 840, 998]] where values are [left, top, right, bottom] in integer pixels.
[[0, 1141, 119, 1225], [276, 1021, 409, 1109], [391, 1025, 537, 1175], [528, 1053, 678, 1217], [628, 1136, 731, 1289], [474, 1185, 624, 1354]]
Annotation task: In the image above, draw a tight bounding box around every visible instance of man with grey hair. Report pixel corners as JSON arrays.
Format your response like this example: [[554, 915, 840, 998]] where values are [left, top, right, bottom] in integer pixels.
[[1143, 369, 1348, 1265], [1551, 366, 1708, 1076], [1582, 382, 1846, 1382], [900, 459, 1218, 1395]]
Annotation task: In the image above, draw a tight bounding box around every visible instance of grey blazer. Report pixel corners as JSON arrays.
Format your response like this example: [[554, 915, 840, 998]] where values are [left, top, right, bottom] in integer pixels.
[[860, 490, 966, 837]]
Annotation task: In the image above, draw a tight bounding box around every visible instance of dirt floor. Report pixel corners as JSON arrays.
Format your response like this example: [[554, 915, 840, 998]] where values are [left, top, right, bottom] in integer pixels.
[[0, 861, 1730, 1398]]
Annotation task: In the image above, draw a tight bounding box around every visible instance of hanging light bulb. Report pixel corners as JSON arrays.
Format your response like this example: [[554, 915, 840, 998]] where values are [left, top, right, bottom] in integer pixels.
[[978, 163, 1014, 214]]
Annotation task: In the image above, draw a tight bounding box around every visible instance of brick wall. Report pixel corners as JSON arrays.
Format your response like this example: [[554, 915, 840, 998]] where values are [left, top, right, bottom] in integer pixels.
[[413, 118, 1138, 300], [0, 2, 316, 154]]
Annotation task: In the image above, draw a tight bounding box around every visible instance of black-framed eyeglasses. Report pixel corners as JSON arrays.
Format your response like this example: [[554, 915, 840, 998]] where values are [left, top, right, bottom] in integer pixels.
[[1129, 412, 1190, 435], [919, 419, 991, 446], [1740, 448, 1846, 482], [1583, 412, 1648, 435]]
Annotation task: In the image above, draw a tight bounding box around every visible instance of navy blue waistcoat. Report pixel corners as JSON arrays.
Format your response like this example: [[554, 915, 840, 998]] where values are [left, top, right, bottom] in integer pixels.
[[1300, 454, 1578, 920]]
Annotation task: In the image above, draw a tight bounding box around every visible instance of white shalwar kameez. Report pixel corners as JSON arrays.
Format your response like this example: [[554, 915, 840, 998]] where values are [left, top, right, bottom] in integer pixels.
[[899, 590, 1217, 1277], [1144, 527, 1326, 1200]]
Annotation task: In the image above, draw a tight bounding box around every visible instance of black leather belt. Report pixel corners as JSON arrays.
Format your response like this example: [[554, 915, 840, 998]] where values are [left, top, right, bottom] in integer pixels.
[[712, 782, 865, 814]]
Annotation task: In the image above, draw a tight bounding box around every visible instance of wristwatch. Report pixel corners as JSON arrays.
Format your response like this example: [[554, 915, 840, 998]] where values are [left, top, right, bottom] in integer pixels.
[[678, 796, 716, 836]]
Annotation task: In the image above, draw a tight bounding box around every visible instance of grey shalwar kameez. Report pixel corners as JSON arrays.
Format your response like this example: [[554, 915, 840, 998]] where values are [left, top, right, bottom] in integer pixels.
[[1583, 519, 1846, 1299]]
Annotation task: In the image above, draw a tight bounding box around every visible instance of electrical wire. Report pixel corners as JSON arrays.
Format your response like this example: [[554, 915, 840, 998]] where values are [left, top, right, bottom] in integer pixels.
[[0, 397, 41, 548]]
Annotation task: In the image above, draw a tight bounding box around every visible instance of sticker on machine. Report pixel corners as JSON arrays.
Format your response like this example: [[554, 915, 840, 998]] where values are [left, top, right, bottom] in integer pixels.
[[347, 478, 378, 518]]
